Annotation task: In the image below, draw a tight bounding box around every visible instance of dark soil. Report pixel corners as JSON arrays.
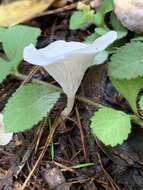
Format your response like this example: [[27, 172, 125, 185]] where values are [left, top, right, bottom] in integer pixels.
[[0, 1, 143, 190]]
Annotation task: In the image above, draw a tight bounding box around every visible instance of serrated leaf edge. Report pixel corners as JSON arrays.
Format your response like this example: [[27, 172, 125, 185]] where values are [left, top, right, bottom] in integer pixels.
[[90, 108, 132, 147], [3, 84, 60, 132]]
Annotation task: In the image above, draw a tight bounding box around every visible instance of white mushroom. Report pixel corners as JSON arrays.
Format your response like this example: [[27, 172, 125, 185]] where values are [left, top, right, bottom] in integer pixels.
[[114, 0, 143, 33], [23, 31, 117, 116], [0, 113, 13, 145]]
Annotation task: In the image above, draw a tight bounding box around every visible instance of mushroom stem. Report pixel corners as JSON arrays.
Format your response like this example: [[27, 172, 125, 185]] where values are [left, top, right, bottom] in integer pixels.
[[62, 96, 75, 116]]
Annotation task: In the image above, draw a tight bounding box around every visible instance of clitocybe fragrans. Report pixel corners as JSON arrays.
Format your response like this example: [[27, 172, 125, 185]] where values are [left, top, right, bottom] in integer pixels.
[[0, 113, 13, 145], [23, 31, 117, 116]]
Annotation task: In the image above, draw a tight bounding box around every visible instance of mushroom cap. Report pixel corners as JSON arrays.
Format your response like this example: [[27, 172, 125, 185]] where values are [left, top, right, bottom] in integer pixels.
[[114, 0, 143, 33], [24, 31, 117, 116], [23, 31, 117, 98]]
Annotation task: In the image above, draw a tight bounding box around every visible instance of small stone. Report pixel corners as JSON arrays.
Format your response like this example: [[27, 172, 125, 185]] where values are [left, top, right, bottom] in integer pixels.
[[114, 0, 143, 33], [41, 164, 68, 190]]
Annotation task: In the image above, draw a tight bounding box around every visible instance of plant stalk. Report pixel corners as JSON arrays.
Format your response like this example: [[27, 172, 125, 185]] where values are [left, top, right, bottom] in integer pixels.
[[130, 114, 143, 127], [13, 72, 143, 127], [13, 72, 104, 108]]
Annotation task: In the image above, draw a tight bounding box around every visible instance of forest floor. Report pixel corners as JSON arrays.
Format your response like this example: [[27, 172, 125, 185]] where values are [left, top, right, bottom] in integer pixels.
[[1, 0, 143, 190]]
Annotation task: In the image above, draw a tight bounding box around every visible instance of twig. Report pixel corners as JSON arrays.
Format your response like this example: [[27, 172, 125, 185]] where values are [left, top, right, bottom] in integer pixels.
[[13, 72, 143, 127], [75, 107, 88, 162], [15, 117, 48, 177], [37, 0, 91, 17], [21, 115, 63, 190], [97, 152, 121, 190], [54, 161, 75, 173], [13, 72, 104, 108], [20, 66, 40, 86], [14, 72, 61, 91], [34, 116, 48, 154]]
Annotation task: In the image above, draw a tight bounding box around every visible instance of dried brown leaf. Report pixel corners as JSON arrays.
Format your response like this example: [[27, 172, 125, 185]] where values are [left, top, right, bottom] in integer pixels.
[[0, 0, 55, 27]]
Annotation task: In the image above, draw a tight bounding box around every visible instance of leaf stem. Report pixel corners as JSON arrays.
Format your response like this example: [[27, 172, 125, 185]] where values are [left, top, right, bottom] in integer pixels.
[[13, 72, 143, 126], [130, 114, 143, 127], [13, 72, 104, 108], [14, 72, 61, 91]]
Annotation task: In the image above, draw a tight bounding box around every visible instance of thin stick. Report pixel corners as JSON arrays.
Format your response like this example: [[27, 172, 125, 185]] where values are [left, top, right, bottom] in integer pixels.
[[54, 161, 75, 173], [13, 72, 143, 126], [37, 0, 91, 17], [13, 72, 104, 108], [21, 116, 62, 190], [20, 66, 40, 86], [75, 107, 88, 162], [34, 116, 48, 154], [97, 152, 121, 190]]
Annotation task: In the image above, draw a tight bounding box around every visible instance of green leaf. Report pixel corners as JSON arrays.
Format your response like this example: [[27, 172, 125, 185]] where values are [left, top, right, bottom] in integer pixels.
[[4, 84, 60, 132], [131, 36, 143, 42], [69, 10, 94, 30], [90, 107, 131, 146], [77, 2, 91, 12], [0, 58, 13, 82], [110, 12, 127, 40], [110, 77, 143, 113], [0, 25, 41, 83], [1, 25, 41, 65], [85, 32, 100, 43], [95, 27, 109, 35], [139, 96, 143, 110], [69, 11, 86, 30], [92, 50, 108, 65], [93, 12, 104, 26], [110, 12, 126, 31], [108, 41, 143, 79], [116, 31, 128, 40], [0, 27, 6, 41], [99, 0, 113, 15]]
